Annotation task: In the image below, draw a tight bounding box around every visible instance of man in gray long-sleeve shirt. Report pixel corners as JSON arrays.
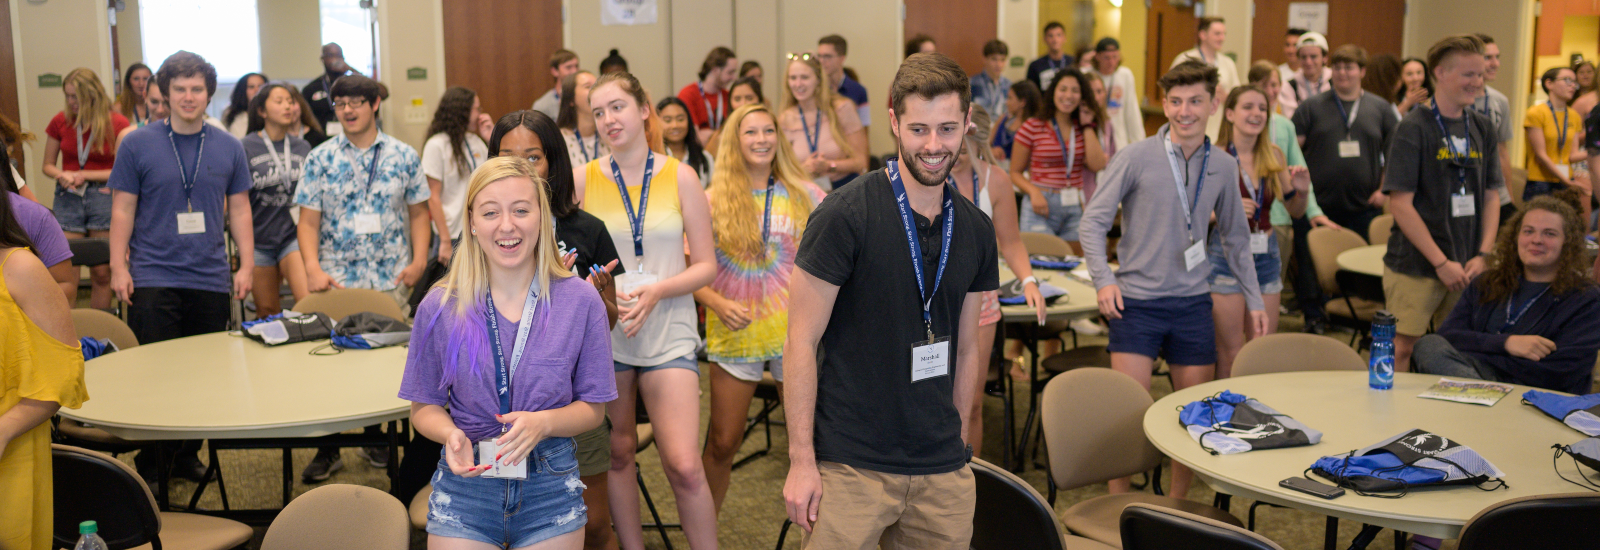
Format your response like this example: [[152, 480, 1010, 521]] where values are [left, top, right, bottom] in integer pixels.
[[1079, 60, 1266, 499]]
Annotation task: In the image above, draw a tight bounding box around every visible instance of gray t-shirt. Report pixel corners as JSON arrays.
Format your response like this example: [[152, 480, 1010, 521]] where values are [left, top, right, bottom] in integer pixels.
[[532, 89, 560, 121], [241, 132, 311, 253], [1293, 91, 1399, 216], [1477, 86, 1513, 144], [1381, 106, 1503, 278]]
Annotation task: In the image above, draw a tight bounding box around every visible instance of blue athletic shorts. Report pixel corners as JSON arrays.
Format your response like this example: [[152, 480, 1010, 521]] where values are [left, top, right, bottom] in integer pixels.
[[1106, 294, 1217, 366]]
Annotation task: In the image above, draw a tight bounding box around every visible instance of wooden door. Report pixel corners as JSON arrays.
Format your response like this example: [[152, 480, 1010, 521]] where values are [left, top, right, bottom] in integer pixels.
[[0, 1, 21, 168], [1144, 0, 1199, 104], [1251, 0, 1405, 68], [904, 0, 1000, 77], [441, 0, 562, 122]]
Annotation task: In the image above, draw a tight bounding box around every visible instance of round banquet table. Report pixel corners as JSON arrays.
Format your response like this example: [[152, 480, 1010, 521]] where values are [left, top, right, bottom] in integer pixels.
[[997, 264, 1101, 323], [1144, 371, 1589, 540], [1336, 244, 1386, 278]]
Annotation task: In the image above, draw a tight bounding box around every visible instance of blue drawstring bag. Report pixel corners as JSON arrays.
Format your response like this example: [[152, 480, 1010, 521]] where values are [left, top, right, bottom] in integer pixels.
[[243, 311, 336, 346], [310, 312, 412, 354], [1178, 391, 1321, 455], [1552, 437, 1600, 492], [997, 277, 1069, 305], [79, 337, 116, 361], [1523, 390, 1600, 436], [1309, 429, 1506, 497], [1029, 254, 1081, 270]]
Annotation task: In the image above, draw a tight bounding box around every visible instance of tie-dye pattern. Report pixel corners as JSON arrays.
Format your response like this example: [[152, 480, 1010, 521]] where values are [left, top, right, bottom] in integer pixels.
[[705, 182, 824, 363]]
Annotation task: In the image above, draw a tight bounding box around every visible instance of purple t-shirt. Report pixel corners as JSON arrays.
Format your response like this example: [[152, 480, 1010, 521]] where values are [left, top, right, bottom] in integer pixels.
[[11, 192, 72, 266], [399, 275, 618, 441]]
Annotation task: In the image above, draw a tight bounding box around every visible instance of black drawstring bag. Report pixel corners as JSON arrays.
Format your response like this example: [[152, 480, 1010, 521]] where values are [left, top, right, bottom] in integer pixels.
[[1309, 429, 1507, 498], [242, 311, 336, 346]]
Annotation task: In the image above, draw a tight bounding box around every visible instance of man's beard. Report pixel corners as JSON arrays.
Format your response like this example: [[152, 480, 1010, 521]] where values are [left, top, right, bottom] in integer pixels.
[[898, 150, 954, 188]]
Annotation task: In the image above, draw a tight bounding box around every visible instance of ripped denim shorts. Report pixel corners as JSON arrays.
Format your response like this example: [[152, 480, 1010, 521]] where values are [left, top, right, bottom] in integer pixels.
[[426, 436, 586, 547]]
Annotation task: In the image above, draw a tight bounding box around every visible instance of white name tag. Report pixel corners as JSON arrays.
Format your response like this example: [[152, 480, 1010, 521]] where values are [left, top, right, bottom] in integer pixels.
[[614, 271, 659, 296], [1554, 164, 1570, 179], [353, 213, 382, 234], [1250, 232, 1270, 255], [1184, 239, 1206, 271], [1338, 140, 1360, 158], [476, 438, 527, 480], [911, 337, 950, 383], [1452, 193, 1475, 218], [176, 211, 205, 235]]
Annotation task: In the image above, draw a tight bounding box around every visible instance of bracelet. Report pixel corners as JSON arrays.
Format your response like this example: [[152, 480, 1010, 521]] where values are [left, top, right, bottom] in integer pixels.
[[1021, 276, 1038, 286], [1432, 258, 1448, 268], [1282, 188, 1298, 200]]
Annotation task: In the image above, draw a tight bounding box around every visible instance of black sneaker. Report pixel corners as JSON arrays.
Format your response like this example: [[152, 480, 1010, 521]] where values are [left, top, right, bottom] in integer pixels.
[[360, 446, 390, 468], [302, 449, 343, 483]]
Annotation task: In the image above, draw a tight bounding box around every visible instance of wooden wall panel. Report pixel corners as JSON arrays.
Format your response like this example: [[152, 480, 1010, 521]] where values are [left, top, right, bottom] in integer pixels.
[[1250, 0, 1405, 70], [905, 0, 1000, 77], [441, 0, 562, 123]]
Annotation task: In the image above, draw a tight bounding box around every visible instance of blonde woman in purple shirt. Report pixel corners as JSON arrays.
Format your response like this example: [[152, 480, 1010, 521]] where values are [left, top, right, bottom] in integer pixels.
[[400, 156, 618, 549]]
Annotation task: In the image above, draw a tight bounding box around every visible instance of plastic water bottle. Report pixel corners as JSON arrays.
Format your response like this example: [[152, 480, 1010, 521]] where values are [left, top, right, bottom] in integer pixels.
[[1369, 311, 1396, 390], [73, 521, 108, 550]]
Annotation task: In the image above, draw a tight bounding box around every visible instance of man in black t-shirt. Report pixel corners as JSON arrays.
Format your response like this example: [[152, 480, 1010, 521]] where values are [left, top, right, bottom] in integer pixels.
[[784, 53, 998, 548], [1293, 44, 1399, 234], [301, 43, 361, 135]]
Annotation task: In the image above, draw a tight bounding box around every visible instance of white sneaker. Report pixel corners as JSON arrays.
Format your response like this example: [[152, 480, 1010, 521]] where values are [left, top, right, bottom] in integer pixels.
[[1070, 318, 1105, 336]]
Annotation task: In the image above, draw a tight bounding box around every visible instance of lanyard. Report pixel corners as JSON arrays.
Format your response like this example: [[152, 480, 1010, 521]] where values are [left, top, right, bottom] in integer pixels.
[[760, 176, 776, 248], [611, 151, 655, 259], [1048, 56, 1067, 70], [1333, 96, 1361, 137], [576, 131, 601, 164], [166, 121, 206, 212], [1051, 120, 1078, 184], [75, 124, 96, 169], [258, 131, 292, 182], [798, 104, 822, 154], [322, 75, 338, 110], [1430, 99, 1474, 190], [886, 159, 956, 340], [969, 168, 981, 200], [342, 140, 385, 189], [979, 74, 1002, 108], [700, 84, 723, 130], [1499, 286, 1550, 334], [1227, 145, 1267, 229], [484, 280, 540, 425], [1164, 134, 1211, 240], [1549, 101, 1570, 152]]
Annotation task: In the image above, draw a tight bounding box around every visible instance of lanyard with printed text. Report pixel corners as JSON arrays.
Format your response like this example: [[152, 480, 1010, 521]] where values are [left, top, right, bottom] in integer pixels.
[[342, 141, 385, 190], [1499, 286, 1550, 334], [485, 280, 540, 426], [259, 131, 292, 183], [1052, 120, 1078, 182], [798, 105, 822, 154], [167, 121, 206, 212], [1333, 96, 1361, 138], [1165, 134, 1211, 241], [887, 159, 955, 340], [700, 84, 723, 130], [577, 131, 601, 164], [1227, 145, 1267, 228], [611, 151, 655, 259], [1549, 101, 1570, 152], [1430, 99, 1474, 190]]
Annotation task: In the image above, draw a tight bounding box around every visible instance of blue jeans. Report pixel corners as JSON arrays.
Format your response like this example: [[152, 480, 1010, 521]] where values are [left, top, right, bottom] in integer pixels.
[[1207, 230, 1283, 295], [1019, 188, 1084, 242]]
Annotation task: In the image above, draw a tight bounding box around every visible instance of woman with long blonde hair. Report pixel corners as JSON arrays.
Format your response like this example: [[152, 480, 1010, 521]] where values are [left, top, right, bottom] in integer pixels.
[[1210, 85, 1310, 380], [43, 67, 129, 310], [779, 53, 867, 189], [695, 104, 825, 514], [401, 156, 616, 550]]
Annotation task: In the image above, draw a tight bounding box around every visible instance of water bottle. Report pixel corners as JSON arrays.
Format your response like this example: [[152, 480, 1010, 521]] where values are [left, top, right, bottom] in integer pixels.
[[73, 521, 108, 550], [1369, 311, 1396, 390]]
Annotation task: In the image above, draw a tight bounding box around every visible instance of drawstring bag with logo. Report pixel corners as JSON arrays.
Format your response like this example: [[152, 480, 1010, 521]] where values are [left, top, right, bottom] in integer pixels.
[[243, 311, 336, 346], [1309, 429, 1507, 497], [1178, 391, 1321, 455], [997, 277, 1069, 306], [79, 337, 118, 361], [1523, 389, 1600, 436], [310, 312, 412, 354], [1552, 437, 1600, 491]]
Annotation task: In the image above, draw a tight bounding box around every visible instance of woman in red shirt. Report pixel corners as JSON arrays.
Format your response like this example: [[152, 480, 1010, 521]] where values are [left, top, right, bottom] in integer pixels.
[[1007, 68, 1107, 256], [43, 68, 129, 310]]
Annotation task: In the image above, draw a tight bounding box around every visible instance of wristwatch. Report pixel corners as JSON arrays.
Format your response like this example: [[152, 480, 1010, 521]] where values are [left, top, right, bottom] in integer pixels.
[[1021, 276, 1038, 287]]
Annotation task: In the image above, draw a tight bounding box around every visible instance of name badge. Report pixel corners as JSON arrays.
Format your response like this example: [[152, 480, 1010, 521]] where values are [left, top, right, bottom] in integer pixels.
[[1250, 232, 1270, 255], [476, 438, 527, 480], [911, 337, 950, 383], [1451, 193, 1475, 218], [176, 211, 205, 235], [614, 271, 659, 296], [1338, 140, 1360, 158], [1184, 239, 1206, 271], [353, 213, 382, 234], [1554, 164, 1570, 179]]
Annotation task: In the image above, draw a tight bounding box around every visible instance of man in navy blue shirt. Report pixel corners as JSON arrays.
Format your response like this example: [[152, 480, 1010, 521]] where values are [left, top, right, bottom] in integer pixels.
[[818, 35, 872, 136], [1027, 22, 1074, 90]]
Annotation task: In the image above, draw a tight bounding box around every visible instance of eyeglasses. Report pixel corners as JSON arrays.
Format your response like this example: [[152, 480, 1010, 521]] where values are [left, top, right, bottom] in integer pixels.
[[786, 52, 814, 61], [1558, 78, 1579, 85], [332, 98, 369, 110]]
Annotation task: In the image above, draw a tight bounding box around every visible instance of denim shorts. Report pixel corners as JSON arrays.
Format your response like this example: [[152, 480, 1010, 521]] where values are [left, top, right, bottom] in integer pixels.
[[1019, 188, 1084, 242], [252, 239, 301, 267], [614, 353, 700, 374], [1106, 294, 1217, 366], [426, 436, 586, 547], [53, 182, 113, 233], [1524, 180, 1566, 202], [1207, 231, 1283, 295]]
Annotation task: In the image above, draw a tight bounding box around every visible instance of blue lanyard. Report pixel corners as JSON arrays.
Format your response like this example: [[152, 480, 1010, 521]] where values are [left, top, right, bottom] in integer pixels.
[[1430, 99, 1474, 189], [1226, 145, 1267, 227], [611, 151, 655, 259], [484, 281, 540, 423], [1498, 286, 1549, 334], [798, 105, 822, 154], [1332, 96, 1360, 137], [577, 132, 601, 164], [886, 159, 956, 340], [760, 176, 776, 248], [699, 83, 723, 130], [166, 121, 206, 212], [1049, 56, 1067, 70], [1164, 134, 1211, 240], [970, 168, 981, 201], [1549, 101, 1570, 152], [343, 140, 385, 190], [1051, 120, 1078, 180]]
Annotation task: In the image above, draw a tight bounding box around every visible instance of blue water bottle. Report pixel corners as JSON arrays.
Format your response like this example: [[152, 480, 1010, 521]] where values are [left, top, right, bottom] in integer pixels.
[[1368, 311, 1396, 390]]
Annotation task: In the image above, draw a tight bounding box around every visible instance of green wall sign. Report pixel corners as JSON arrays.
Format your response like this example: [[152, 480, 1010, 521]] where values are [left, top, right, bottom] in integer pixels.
[[37, 73, 61, 88], [407, 67, 428, 81]]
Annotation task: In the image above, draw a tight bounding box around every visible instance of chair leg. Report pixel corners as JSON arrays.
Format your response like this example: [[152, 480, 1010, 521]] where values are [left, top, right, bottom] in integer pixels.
[[1046, 472, 1057, 507], [1394, 530, 1407, 550], [637, 465, 676, 550], [1325, 516, 1340, 550], [1150, 463, 1165, 496], [776, 519, 794, 550], [1213, 493, 1231, 512]]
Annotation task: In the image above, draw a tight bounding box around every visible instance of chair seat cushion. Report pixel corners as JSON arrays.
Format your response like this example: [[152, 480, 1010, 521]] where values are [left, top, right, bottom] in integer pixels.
[[1062, 493, 1243, 548], [128, 512, 253, 550], [1325, 297, 1383, 322], [410, 485, 431, 529], [1042, 346, 1111, 374], [1066, 534, 1119, 550]]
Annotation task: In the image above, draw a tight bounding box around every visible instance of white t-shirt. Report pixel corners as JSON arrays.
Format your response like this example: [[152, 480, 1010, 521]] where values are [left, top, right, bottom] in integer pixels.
[[421, 133, 488, 239]]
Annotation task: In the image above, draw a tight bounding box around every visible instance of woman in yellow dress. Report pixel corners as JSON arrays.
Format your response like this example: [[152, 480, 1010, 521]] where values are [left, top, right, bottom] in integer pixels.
[[0, 163, 87, 550]]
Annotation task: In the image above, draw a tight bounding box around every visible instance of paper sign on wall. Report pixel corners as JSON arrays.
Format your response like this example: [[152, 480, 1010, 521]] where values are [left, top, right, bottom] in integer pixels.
[[602, 0, 657, 26], [1288, 2, 1329, 36]]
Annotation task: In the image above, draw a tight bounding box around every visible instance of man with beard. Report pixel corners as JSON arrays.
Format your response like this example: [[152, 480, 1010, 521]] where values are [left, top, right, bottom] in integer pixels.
[[782, 52, 998, 548], [302, 43, 362, 135]]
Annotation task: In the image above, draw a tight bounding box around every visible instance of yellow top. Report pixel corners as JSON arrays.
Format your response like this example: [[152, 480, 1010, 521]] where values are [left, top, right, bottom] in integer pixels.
[[0, 247, 87, 550], [1523, 102, 1583, 183]]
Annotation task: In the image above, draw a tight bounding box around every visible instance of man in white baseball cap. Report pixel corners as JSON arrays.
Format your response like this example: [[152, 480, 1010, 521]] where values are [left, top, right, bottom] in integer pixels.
[[1280, 31, 1332, 118]]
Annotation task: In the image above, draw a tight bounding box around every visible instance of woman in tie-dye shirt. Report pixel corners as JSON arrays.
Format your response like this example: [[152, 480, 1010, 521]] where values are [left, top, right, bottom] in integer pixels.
[[695, 104, 824, 513]]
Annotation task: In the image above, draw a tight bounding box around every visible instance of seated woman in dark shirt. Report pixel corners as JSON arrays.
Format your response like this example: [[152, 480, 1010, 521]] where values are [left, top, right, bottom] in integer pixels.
[[1414, 193, 1600, 394]]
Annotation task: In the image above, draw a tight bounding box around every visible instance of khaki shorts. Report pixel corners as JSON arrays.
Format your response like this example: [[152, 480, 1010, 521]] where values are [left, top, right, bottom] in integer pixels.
[[802, 461, 975, 550], [573, 416, 611, 477], [1382, 269, 1462, 336]]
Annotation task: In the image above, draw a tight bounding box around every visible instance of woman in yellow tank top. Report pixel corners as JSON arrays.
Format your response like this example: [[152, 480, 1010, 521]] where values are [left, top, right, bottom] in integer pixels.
[[0, 182, 87, 550], [573, 72, 721, 549]]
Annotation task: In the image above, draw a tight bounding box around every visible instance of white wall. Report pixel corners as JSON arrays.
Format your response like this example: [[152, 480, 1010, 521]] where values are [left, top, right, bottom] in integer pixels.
[[376, 0, 446, 151], [1403, 0, 1535, 167], [13, 0, 115, 207]]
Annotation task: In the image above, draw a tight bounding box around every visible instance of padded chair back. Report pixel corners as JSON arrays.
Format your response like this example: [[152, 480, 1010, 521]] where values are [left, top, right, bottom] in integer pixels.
[[1306, 226, 1367, 296], [261, 484, 410, 550], [969, 457, 1067, 550], [294, 288, 406, 321], [1120, 503, 1284, 550], [1457, 492, 1600, 550], [1041, 369, 1163, 490], [1367, 214, 1394, 246], [71, 308, 139, 351], [1021, 232, 1075, 257], [52, 444, 162, 550], [1506, 167, 1528, 209], [1231, 333, 1365, 377], [68, 238, 111, 267]]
